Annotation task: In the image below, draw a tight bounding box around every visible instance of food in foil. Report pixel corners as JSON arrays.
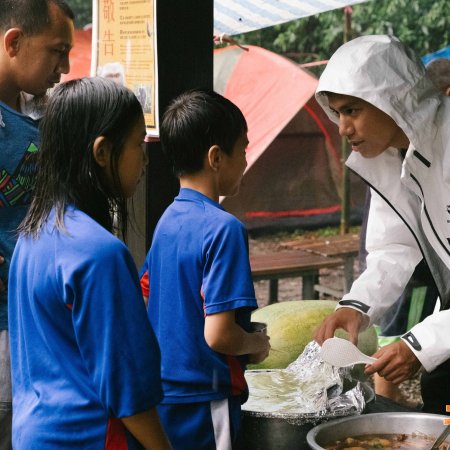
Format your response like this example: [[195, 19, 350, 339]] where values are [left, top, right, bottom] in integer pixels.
[[243, 341, 366, 421]]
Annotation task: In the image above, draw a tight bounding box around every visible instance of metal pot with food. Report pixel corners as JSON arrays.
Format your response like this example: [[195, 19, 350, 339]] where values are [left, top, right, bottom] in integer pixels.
[[235, 374, 374, 450], [235, 341, 375, 450], [306, 412, 450, 450]]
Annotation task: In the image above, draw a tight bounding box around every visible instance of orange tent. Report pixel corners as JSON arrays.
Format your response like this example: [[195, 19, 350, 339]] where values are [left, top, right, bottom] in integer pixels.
[[64, 28, 92, 80], [213, 45, 365, 230], [214, 45, 322, 171]]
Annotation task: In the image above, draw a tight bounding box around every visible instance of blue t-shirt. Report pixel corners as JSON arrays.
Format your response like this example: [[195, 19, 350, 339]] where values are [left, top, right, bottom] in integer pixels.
[[140, 188, 257, 404], [0, 101, 39, 330], [8, 207, 162, 449]]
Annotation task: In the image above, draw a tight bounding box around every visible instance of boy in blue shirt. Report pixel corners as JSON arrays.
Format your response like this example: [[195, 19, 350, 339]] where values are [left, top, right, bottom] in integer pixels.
[[140, 88, 270, 449]]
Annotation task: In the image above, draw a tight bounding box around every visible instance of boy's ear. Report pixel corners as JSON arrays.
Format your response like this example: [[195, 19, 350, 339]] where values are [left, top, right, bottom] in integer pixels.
[[4, 29, 23, 57], [92, 136, 112, 168], [207, 145, 222, 171]]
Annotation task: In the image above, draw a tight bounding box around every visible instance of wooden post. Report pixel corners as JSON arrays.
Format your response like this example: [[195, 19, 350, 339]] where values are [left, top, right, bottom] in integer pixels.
[[127, 0, 213, 265], [340, 6, 352, 235]]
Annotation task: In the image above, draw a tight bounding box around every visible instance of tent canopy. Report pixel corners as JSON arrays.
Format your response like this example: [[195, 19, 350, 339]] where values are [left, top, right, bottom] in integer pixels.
[[65, 28, 92, 80], [214, 45, 320, 171], [213, 0, 370, 36], [214, 45, 364, 231]]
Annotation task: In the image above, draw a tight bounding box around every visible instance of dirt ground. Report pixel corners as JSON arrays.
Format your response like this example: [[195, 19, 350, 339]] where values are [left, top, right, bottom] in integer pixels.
[[248, 229, 423, 408]]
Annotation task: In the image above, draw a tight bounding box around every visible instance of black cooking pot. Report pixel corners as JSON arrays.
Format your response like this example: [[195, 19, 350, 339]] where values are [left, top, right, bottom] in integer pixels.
[[234, 373, 374, 450]]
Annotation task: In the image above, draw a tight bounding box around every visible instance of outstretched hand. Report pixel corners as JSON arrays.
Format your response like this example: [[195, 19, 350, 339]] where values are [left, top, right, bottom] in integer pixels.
[[314, 307, 365, 346], [364, 340, 422, 385]]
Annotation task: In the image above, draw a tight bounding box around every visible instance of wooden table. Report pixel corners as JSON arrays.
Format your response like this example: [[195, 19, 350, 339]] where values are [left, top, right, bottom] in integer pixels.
[[250, 251, 344, 303], [281, 233, 360, 296]]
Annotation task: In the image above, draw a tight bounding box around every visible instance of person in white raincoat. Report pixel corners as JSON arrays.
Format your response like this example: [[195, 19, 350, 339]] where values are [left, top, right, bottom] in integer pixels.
[[313, 35, 450, 414]]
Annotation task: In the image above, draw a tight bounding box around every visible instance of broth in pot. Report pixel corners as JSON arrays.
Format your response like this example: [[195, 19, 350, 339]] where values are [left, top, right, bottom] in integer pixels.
[[325, 433, 449, 450]]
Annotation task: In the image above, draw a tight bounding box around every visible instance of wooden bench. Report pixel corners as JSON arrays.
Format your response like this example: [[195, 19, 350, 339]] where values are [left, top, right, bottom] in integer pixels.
[[249, 251, 344, 303], [280, 233, 360, 294]]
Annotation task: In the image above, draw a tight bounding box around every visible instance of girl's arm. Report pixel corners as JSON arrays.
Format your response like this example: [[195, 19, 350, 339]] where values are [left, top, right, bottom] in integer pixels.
[[204, 310, 270, 362], [121, 408, 172, 450]]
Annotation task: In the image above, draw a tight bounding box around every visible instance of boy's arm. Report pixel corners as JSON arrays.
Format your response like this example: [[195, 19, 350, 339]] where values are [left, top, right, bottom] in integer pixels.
[[204, 310, 270, 360], [121, 408, 172, 449]]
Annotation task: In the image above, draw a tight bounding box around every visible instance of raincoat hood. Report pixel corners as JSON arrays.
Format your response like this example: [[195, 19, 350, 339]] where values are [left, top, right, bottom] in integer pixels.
[[315, 35, 441, 154]]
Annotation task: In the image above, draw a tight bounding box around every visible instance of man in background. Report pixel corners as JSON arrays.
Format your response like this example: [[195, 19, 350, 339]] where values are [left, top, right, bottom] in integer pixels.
[[0, 1, 74, 447]]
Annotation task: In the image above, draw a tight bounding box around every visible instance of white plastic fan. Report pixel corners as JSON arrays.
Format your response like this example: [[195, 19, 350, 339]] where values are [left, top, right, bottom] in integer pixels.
[[320, 337, 377, 367]]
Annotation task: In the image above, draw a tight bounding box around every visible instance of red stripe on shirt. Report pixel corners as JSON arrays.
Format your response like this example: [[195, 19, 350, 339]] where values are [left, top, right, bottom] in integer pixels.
[[105, 417, 128, 450], [200, 287, 207, 317], [226, 355, 246, 396], [140, 270, 149, 298]]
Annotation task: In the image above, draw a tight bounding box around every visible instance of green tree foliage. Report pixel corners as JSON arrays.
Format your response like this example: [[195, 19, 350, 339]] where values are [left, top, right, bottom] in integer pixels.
[[235, 0, 448, 69], [67, 0, 92, 28]]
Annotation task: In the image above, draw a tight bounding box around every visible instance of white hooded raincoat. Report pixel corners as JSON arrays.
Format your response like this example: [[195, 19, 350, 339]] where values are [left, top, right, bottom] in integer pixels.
[[316, 35, 450, 373]]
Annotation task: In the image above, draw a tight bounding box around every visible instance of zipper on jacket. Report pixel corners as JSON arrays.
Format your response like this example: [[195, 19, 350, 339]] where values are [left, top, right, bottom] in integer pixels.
[[413, 150, 431, 168], [348, 168, 449, 306], [410, 173, 450, 258], [358, 175, 425, 256]]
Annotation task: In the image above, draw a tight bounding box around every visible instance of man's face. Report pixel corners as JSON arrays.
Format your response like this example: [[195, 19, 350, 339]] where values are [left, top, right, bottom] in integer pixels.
[[13, 2, 74, 96], [327, 94, 409, 158]]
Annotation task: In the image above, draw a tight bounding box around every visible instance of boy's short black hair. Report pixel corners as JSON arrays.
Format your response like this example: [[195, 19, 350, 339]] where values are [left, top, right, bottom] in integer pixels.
[[160, 88, 247, 177], [0, 0, 74, 35]]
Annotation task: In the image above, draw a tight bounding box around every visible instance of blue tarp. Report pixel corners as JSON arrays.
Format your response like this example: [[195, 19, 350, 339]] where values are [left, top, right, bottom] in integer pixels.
[[422, 45, 450, 65]]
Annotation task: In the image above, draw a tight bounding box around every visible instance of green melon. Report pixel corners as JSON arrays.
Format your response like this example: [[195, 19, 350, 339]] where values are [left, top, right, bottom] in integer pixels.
[[248, 300, 378, 370]]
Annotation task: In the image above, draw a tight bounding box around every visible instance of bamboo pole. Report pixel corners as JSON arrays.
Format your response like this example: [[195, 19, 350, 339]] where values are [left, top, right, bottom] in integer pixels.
[[340, 7, 352, 235]]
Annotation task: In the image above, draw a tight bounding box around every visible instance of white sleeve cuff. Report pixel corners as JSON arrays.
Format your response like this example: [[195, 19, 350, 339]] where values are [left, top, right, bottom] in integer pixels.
[[402, 309, 450, 372]]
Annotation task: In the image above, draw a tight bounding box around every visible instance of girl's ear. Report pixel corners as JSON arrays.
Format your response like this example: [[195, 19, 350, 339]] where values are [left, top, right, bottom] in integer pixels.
[[92, 136, 112, 168], [207, 145, 222, 171]]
